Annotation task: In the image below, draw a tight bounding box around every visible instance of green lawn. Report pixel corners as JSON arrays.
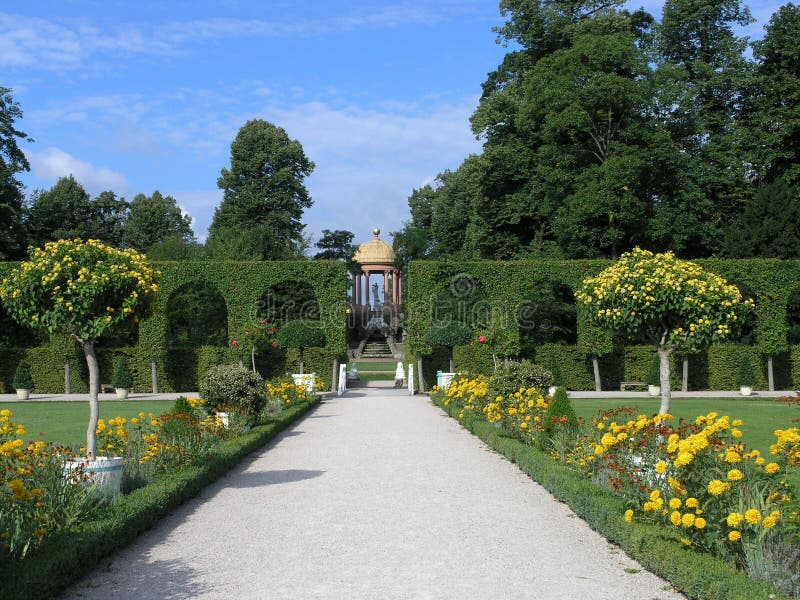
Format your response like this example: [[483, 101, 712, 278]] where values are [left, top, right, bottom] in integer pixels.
[[1, 399, 175, 448], [571, 397, 799, 457], [354, 361, 397, 370]]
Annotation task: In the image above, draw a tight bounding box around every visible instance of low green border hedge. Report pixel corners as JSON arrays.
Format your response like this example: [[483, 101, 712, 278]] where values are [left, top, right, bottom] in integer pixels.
[[433, 397, 790, 600], [0, 396, 321, 600]]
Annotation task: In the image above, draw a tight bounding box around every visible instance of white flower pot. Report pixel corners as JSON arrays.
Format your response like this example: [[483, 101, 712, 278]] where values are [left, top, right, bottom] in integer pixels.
[[647, 385, 660, 397], [739, 386, 753, 396], [15, 389, 31, 400], [115, 388, 129, 400], [63, 456, 123, 501], [217, 412, 229, 428], [548, 386, 558, 397]]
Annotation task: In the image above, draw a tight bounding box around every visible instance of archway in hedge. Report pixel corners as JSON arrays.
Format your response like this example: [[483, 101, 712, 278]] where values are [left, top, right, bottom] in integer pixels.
[[256, 280, 320, 326], [166, 281, 228, 347], [518, 280, 577, 356]]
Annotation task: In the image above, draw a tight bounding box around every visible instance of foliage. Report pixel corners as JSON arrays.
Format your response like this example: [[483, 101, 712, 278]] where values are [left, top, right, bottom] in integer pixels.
[[276, 320, 326, 350], [165, 280, 228, 347], [646, 354, 661, 386], [111, 356, 133, 389], [0, 87, 31, 261], [124, 191, 194, 252], [207, 119, 315, 260], [199, 364, 265, 422], [487, 359, 553, 401], [424, 322, 473, 350], [314, 229, 356, 270], [737, 356, 756, 388], [544, 387, 578, 436], [12, 359, 33, 390]]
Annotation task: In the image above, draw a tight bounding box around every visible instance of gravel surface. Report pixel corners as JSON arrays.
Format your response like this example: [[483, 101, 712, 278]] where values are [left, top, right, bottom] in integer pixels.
[[65, 389, 684, 600]]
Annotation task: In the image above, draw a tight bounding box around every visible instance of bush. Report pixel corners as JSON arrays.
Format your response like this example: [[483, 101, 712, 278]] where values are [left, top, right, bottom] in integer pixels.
[[544, 387, 578, 436], [111, 356, 133, 389], [199, 364, 265, 422], [646, 354, 660, 386], [12, 360, 33, 390], [737, 355, 756, 387], [424, 322, 473, 350], [487, 359, 553, 399]]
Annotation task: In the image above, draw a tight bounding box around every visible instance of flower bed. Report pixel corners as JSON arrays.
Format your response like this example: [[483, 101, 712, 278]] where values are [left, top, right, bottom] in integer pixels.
[[432, 376, 800, 599], [1, 393, 320, 599]]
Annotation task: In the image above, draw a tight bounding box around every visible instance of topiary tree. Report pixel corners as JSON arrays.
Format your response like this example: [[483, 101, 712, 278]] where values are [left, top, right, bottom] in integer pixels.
[[111, 355, 133, 390], [12, 359, 33, 391], [199, 363, 265, 422], [576, 248, 753, 413], [736, 356, 756, 389], [0, 239, 158, 456], [544, 387, 578, 437], [425, 322, 473, 372], [646, 354, 661, 387], [276, 320, 327, 374]]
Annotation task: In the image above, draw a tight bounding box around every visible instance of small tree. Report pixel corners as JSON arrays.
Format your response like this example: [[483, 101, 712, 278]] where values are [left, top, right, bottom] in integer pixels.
[[111, 356, 133, 390], [276, 320, 326, 374], [425, 322, 473, 372], [12, 359, 33, 391], [736, 356, 756, 389], [576, 248, 753, 413], [0, 239, 158, 456]]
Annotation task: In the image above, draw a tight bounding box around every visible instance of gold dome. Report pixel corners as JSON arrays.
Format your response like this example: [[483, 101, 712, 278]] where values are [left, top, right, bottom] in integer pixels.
[[353, 228, 395, 265]]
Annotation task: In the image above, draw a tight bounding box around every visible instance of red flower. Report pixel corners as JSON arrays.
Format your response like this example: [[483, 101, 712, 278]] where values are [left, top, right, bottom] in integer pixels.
[[270, 327, 276, 334], [271, 341, 278, 348], [231, 340, 239, 347], [260, 319, 268, 325], [478, 335, 486, 343]]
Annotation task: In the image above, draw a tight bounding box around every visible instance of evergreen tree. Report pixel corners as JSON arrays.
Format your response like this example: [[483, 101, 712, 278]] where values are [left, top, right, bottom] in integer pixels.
[[0, 87, 31, 260]]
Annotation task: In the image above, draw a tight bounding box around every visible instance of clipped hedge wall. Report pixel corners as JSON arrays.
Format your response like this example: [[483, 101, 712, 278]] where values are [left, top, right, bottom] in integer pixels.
[[1, 396, 321, 600], [435, 399, 790, 600], [406, 259, 800, 366]]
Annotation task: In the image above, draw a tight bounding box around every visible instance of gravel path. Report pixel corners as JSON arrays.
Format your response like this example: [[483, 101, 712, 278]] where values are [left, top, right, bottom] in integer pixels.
[[65, 389, 684, 600]]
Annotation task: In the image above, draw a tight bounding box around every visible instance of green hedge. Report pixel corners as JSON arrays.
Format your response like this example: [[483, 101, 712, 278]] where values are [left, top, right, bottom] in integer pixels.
[[406, 259, 800, 362], [0, 396, 321, 600], [434, 398, 790, 600]]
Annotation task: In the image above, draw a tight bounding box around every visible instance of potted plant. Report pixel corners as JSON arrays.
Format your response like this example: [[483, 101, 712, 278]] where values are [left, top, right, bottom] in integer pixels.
[[111, 355, 133, 399], [12, 359, 34, 400], [646, 354, 661, 397], [737, 355, 756, 396]]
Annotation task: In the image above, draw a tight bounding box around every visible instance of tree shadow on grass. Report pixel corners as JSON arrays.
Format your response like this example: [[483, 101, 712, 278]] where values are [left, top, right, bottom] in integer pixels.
[[226, 469, 324, 488]]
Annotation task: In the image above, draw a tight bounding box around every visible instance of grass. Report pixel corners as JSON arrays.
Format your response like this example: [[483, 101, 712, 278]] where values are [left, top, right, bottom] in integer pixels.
[[1, 399, 175, 448], [354, 361, 397, 370], [570, 396, 799, 457]]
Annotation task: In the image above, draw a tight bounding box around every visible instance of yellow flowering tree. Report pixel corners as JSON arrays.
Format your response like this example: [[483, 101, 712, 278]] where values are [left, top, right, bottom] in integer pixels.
[[576, 248, 753, 413], [0, 239, 159, 457]]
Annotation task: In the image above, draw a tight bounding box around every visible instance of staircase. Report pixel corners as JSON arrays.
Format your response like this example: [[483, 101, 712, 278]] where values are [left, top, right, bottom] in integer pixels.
[[361, 339, 393, 359]]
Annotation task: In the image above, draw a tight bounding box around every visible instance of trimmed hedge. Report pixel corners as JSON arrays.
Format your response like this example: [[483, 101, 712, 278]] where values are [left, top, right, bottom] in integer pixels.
[[0, 395, 321, 600], [434, 398, 790, 600]]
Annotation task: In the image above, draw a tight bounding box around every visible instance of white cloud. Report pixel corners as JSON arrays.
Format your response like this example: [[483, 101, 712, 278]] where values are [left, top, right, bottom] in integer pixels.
[[170, 190, 223, 242], [28, 147, 130, 195]]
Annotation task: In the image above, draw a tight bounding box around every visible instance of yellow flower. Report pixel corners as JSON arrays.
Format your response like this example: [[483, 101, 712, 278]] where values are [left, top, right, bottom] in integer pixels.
[[728, 531, 742, 542], [727, 512, 744, 528], [669, 498, 682, 510], [694, 517, 706, 529], [670, 511, 682, 526], [727, 469, 743, 481], [762, 511, 780, 529], [681, 513, 695, 527], [654, 460, 666, 474], [708, 479, 727, 495], [624, 509, 633, 523], [745, 509, 762, 525], [685, 497, 699, 509], [765, 462, 780, 474]]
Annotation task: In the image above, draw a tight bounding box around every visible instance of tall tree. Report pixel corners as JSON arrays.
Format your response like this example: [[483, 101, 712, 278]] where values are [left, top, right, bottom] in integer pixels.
[[650, 0, 754, 256], [84, 191, 129, 247], [0, 88, 31, 260], [314, 229, 356, 270], [124, 190, 193, 251], [26, 176, 94, 246], [745, 3, 800, 186], [207, 119, 314, 260]]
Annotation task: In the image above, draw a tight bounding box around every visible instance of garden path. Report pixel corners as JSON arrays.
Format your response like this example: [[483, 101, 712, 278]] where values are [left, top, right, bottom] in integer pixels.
[[66, 389, 684, 600]]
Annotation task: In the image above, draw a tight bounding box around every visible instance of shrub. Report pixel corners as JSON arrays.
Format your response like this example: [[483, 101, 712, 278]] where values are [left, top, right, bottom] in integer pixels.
[[111, 356, 133, 389], [487, 359, 553, 400], [199, 364, 265, 422], [737, 356, 756, 388], [12, 360, 33, 390], [276, 320, 327, 374], [544, 387, 578, 436], [646, 354, 660, 386]]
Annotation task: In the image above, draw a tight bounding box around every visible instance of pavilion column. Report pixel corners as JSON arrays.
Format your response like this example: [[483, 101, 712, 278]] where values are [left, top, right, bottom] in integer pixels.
[[383, 271, 388, 303], [355, 273, 360, 305]]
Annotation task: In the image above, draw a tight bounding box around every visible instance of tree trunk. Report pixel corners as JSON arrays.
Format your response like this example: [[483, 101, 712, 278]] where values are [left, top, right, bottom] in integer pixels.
[[767, 356, 774, 391], [658, 346, 672, 415], [299, 347, 305, 374], [83, 341, 99, 457], [449, 354, 454, 373], [417, 355, 425, 393], [151, 359, 159, 394], [251, 347, 256, 374], [592, 356, 602, 392], [65, 357, 71, 395], [331, 357, 339, 393], [682, 356, 688, 392]]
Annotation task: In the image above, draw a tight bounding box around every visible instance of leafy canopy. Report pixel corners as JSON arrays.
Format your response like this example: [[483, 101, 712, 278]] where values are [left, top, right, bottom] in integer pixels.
[[576, 248, 753, 350], [276, 319, 327, 350], [0, 239, 159, 343]]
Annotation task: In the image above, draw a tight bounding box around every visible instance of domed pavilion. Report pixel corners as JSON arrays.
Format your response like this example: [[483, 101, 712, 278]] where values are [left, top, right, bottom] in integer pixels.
[[352, 228, 401, 307]]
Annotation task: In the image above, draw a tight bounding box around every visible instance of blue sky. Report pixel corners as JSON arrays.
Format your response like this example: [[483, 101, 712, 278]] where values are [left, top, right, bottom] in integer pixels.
[[2, 0, 784, 248]]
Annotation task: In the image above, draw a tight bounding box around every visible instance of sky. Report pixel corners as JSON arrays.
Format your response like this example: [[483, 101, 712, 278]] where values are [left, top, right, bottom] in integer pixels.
[[1, 0, 785, 248]]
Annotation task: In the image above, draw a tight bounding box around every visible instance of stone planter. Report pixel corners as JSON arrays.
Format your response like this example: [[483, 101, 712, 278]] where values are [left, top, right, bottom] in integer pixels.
[[63, 456, 123, 501], [15, 389, 31, 400], [115, 388, 129, 400], [647, 385, 660, 397], [740, 385, 753, 396]]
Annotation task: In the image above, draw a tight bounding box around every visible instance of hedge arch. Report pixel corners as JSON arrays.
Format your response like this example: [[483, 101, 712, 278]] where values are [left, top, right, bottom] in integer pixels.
[[257, 280, 320, 326], [166, 280, 228, 347]]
